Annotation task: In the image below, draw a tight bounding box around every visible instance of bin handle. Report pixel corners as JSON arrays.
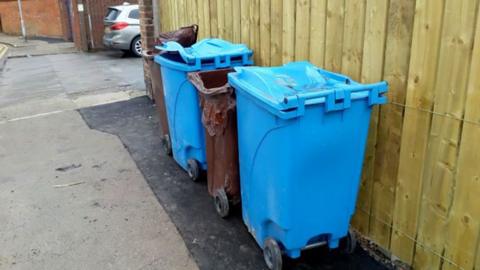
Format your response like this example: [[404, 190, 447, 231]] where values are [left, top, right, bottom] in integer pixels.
[[156, 41, 192, 63], [287, 81, 388, 106]]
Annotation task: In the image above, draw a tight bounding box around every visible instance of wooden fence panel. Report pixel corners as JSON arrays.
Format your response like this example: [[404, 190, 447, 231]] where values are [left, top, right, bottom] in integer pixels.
[[390, 0, 445, 264], [270, 0, 283, 65], [324, 0, 345, 72], [260, 0, 271, 66], [341, 0, 366, 80], [157, 1, 480, 268], [282, 0, 295, 63], [350, 0, 389, 237], [224, 0, 233, 41], [369, 0, 416, 250], [442, 11, 480, 270], [413, 0, 479, 269], [294, 0, 310, 61], [308, 0, 326, 67]]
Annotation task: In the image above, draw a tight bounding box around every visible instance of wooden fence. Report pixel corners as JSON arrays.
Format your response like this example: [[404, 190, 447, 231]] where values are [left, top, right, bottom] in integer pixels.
[[158, 0, 480, 269]]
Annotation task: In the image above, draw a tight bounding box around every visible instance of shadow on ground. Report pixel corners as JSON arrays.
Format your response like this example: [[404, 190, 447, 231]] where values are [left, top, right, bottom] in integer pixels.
[[79, 96, 388, 270]]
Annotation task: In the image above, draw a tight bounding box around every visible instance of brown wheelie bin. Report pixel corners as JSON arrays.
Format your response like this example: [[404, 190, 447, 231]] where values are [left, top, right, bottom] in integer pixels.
[[143, 24, 199, 155], [188, 69, 240, 218]]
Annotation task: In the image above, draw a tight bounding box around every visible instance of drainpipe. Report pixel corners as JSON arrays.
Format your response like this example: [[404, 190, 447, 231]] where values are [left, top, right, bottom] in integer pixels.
[[17, 0, 27, 41]]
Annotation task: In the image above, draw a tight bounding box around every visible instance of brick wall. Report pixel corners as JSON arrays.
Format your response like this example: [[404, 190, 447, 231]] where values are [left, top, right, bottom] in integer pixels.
[[138, 0, 155, 99], [70, 0, 85, 50], [0, 0, 69, 39]]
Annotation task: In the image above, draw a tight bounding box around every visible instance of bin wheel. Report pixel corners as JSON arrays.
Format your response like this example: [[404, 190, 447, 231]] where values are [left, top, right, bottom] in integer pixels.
[[187, 159, 200, 182], [213, 188, 230, 218], [264, 238, 283, 270], [342, 229, 357, 254], [162, 134, 172, 156]]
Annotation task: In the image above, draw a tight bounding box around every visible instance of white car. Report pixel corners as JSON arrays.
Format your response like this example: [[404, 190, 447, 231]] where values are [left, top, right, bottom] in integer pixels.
[[103, 3, 142, 57]]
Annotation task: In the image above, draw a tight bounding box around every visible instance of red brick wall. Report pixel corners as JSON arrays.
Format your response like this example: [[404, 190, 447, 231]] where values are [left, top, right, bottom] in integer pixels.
[[0, 0, 68, 39]]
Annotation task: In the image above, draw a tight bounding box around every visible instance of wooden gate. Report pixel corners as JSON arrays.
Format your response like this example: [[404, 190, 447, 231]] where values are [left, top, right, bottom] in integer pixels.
[[71, 0, 138, 50]]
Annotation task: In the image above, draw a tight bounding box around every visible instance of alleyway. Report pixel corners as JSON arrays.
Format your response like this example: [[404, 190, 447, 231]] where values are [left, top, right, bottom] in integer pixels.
[[1, 48, 387, 270]]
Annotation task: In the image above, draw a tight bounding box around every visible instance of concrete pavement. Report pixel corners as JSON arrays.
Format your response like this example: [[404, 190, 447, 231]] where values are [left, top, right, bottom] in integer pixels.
[[0, 51, 144, 121], [0, 51, 199, 270], [0, 34, 77, 58], [0, 111, 197, 270]]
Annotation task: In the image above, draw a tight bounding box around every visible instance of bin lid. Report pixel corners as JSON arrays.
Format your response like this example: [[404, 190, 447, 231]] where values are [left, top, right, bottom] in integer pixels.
[[228, 61, 388, 119], [155, 38, 253, 70]]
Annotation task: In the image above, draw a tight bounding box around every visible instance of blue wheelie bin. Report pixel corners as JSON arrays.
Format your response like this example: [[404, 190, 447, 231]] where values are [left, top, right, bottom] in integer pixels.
[[228, 61, 388, 270], [155, 38, 253, 181]]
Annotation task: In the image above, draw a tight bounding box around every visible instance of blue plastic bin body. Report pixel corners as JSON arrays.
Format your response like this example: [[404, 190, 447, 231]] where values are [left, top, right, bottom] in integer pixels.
[[228, 61, 388, 258], [154, 38, 253, 171]]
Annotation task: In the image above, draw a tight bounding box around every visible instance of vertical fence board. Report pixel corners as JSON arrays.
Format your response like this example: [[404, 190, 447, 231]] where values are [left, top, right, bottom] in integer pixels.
[[351, 0, 389, 236], [443, 15, 480, 266], [250, 0, 260, 64], [369, 0, 416, 250], [166, 0, 172, 30], [196, 0, 205, 38], [216, 0, 225, 38], [309, 0, 327, 67], [324, 0, 345, 72], [341, 0, 366, 80], [173, 0, 180, 29], [186, 0, 198, 26], [160, 0, 169, 31], [270, 0, 283, 65], [282, 0, 295, 63], [224, 0, 233, 41], [240, 0, 250, 45], [260, 0, 271, 66], [294, 0, 310, 61], [476, 244, 480, 270], [178, 0, 186, 26], [209, 0, 218, 36], [413, 0, 479, 269], [232, 0, 241, 42], [203, 0, 211, 37], [390, 0, 445, 264]]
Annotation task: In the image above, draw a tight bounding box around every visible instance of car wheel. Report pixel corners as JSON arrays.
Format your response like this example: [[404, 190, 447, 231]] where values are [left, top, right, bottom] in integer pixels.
[[131, 36, 142, 57]]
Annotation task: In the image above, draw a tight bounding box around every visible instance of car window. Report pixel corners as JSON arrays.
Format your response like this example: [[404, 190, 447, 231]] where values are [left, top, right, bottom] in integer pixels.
[[128, 9, 140, 19], [105, 8, 119, 20]]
